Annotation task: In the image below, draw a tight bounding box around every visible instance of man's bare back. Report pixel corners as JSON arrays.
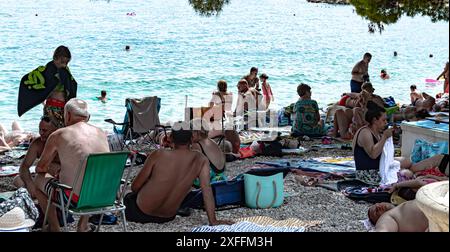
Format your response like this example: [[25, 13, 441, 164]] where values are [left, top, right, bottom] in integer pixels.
[[37, 121, 109, 195], [133, 149, 208, 218]]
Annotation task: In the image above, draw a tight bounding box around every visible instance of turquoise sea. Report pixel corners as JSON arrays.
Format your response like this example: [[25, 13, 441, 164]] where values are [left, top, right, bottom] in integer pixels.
[[0, 0, 449, 132]]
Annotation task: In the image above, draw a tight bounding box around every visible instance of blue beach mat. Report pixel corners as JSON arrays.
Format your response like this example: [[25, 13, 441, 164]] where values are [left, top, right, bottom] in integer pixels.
[[256, 159, 355, 174]]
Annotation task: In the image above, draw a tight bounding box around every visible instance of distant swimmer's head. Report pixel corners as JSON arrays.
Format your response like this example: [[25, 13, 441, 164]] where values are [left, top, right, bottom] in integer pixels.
[[429, 54, 433, 58], [53, 45, 71, 69], [125, 45, 130, 51], [101, 90, 107, 98], [393, 51, 397, 57]]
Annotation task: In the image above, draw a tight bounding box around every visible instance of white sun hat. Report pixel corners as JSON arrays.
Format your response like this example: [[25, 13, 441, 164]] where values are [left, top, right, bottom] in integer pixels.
[[0, 207, 35, 232]]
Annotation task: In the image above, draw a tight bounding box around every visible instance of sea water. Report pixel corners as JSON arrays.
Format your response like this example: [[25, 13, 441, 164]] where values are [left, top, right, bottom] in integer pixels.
[[0, 0, 448, 132]]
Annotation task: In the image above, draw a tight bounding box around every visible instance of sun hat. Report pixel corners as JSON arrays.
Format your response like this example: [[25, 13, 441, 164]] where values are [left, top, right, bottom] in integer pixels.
[[0, 207, 35, 231]]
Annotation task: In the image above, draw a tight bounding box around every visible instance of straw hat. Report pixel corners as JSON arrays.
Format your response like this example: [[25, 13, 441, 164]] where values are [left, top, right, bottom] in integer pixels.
[[0, 207, 35, 231]]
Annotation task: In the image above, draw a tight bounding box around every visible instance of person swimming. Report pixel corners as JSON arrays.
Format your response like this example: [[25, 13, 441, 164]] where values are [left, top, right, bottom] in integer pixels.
[[380, 69, 390, 80]]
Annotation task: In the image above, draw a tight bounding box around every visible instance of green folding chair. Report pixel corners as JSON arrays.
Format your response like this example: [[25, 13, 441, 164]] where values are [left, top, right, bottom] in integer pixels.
[[43, 151, 135, 232]]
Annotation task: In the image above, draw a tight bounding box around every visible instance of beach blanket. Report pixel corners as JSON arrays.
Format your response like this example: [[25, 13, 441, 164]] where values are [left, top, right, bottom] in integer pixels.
[[313, 156, 355, 167], [239, 131, 277, 144], [0, 166, 35, 177], [342, 186, 391, 203], [0, 156, 14, 165], [256, 159, 355, 175], [281, 147, 308, 154], [192, 221, 305, 232], [318, 179, 372, 192], [235, 216, 321, 229]]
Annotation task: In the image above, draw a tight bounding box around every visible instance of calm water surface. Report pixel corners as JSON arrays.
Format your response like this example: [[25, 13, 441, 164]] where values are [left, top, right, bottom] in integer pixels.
[[0, 0, 448, 131]]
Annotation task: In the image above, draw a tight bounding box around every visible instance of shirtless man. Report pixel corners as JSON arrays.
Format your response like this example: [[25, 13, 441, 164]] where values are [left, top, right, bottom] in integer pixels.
[[34, 98, 109, 232], [244, 67, 260, 90], [350, 52, 372, 93], [368, 201, 428, 232], [124, 122, 232, 225], [15, 117, 59, 194], [43, 46, 73, 128]]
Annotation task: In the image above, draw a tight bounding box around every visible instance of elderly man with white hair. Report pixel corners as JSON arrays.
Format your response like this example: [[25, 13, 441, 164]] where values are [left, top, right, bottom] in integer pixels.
[[34, 98, 109, 232]]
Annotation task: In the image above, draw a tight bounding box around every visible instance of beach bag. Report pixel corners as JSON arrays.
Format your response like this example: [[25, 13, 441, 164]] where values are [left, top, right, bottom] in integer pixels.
[[181, 176, 245, 209], [260, 141, 283, 157], [383, 96, 396, 108], [244, 172, 284, 209], [211, 175, 245, 208], [410, 139, 448, 164]]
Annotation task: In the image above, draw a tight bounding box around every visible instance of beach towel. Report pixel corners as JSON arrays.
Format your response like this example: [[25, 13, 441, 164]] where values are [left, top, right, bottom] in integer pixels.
[[281, 147, 308, 154], [18, 61, 77, 116], [192, 221, 305, 232], [0, 166, 35, 177], [235, 216, 321, 229], [410, 139, 448, 164], [342, 186, 391, 203], [379, 137, 400, 185], [256, 159, 355, 175], [317, 179, 371, 192], [0, 188, 39, 222]]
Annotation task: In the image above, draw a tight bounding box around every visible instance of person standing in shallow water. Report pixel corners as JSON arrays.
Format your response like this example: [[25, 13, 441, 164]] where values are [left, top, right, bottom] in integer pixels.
[[260, 73, 274, 109], [244, 67, 260, 91], [350, 52, 372, 93]]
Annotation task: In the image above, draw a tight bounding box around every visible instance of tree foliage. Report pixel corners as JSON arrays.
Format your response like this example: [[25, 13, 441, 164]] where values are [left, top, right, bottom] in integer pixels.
[[188, 0, 230, 17], [349, 0, 449, 33]]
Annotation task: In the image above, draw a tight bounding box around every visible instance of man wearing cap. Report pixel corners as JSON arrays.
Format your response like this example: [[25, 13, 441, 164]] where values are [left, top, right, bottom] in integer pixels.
[[33, 98, 109, 232]]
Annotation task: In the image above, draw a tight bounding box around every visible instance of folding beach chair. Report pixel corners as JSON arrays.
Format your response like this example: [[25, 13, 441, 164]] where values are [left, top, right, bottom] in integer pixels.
[[105, 96, 161, 149], [43, 151, 135, 232]]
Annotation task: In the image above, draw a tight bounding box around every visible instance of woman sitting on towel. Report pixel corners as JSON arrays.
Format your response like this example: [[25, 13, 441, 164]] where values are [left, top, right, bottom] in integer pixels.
[[292, 83, 328, 137], [352, 101, 393, 185], [191, 119, 226, 188]]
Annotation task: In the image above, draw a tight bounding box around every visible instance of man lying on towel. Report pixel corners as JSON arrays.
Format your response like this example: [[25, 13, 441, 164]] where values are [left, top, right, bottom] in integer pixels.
[[368, 201, 428, 232], [124, 122, 233, 225]]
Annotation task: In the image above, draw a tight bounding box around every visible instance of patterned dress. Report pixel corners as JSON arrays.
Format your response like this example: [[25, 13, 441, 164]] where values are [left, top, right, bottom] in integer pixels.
[[292, 99, 326, 136]]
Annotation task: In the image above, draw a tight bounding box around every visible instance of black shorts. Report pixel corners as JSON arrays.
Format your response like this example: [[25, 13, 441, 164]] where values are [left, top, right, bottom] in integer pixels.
[[124, 192, 175, 224]]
